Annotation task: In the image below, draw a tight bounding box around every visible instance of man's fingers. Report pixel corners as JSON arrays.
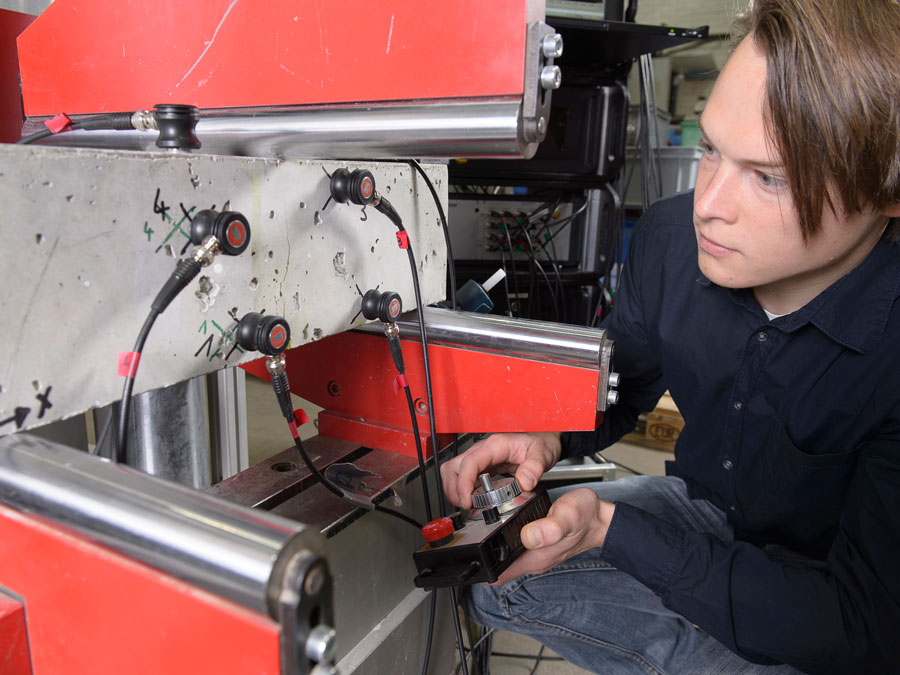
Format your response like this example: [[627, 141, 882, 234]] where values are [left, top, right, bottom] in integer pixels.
[[521, 489, 593, 549], [521, 517, 563, 549], [441, 433, 560, 507], [515, 458, 544, 491], [514, 434, 560, 491], [442, 436, 516, 508]]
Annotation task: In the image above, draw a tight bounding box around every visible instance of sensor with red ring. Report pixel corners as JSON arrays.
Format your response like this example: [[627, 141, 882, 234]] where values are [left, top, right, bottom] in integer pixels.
[[235, 312, 297, 424], [189, 209, 251, 257], [236, 312, 291, 356], [361, 288, 402, 323], [329, 167, 376, 206], [225, 218, 248, 250], [116, 207, 253, 462]]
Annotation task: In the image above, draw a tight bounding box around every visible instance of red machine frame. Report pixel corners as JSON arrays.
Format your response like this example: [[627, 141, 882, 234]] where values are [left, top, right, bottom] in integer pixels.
[[0, 504, 283, 675], [244, 328, 603, 459], [18, 0, 535, 116]]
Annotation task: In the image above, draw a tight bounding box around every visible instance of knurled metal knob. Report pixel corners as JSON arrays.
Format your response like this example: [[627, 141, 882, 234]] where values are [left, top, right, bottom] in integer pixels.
[[472, 473, 522, 511]]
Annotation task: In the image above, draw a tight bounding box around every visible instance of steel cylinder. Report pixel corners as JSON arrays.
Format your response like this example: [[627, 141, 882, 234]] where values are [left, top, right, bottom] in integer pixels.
[[0, 433, 323, 617]]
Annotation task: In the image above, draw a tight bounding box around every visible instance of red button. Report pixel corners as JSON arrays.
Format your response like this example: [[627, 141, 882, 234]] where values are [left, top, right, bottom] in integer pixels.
[[421, 517, 453, 543]]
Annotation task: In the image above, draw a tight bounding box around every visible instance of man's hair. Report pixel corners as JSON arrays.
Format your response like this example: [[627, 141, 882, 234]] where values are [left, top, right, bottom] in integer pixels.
[[732, 0, 900, 241]]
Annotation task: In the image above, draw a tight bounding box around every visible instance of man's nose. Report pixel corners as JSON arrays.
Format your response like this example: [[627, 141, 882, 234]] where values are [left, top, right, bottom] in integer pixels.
[[693, 162, 738, 223]]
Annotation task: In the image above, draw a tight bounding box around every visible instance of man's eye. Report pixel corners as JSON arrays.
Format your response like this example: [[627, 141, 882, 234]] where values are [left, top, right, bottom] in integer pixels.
[[698, 139, 716, 155], [758, 172, 787, 188]]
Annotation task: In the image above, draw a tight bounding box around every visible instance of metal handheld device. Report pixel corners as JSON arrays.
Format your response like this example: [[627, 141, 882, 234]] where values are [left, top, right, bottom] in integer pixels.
[[413, 473, 550, 589]]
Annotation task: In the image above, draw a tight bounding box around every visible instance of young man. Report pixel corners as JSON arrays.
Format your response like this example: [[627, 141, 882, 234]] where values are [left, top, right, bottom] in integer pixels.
[[441, 1, 900, 672]]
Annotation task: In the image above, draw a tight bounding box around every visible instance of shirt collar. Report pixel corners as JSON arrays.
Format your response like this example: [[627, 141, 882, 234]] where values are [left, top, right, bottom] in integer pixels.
[[695, 238, 900, 353], [804, 238, 900, 353]]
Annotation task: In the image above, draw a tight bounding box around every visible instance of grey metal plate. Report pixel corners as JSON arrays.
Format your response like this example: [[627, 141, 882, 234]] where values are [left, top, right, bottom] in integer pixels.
[[0, 144, 446, 433]]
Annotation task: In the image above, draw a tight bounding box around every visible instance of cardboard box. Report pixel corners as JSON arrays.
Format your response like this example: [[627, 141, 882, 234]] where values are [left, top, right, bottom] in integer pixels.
[[622, 392, 684, 452]]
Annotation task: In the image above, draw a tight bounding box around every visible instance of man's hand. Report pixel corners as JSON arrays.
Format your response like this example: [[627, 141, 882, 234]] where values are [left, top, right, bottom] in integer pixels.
[[440, 432, 562, 509], [494, 488, 616, 585]]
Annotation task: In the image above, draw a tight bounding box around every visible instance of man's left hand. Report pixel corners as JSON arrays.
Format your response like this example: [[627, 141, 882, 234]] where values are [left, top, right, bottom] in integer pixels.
[[494, 488, 616, 585]]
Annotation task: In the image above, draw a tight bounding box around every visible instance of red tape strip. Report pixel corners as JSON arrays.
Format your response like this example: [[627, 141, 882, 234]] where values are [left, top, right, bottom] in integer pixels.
[[393, 373, 408, 395], [396, 231, 409, 249], [44, 113, 72, 134], [288, 420, 300, 439], [117, 351, 141, 378]]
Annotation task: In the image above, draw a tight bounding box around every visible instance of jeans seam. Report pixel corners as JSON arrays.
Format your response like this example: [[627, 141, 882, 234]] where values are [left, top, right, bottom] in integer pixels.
[[510, 615, 668, 675]]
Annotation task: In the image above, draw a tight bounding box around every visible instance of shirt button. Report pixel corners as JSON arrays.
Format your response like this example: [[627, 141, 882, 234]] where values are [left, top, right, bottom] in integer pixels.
[[757, 331, 768, 342], [723, 459, 734, 470], [733, 400, 743, 411], [728, 505, 737, 512]]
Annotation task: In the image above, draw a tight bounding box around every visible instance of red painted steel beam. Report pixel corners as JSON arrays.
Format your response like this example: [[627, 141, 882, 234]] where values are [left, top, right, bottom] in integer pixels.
[[0, 590, 32, 675], [244, 329, 601, 458], [18, 0, 534, 116], [0, 9, 35, 142], [0, 504, 282, 675]]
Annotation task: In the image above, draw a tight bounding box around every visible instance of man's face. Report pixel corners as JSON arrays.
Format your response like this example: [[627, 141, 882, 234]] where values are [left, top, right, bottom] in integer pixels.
[[692, 37, 889, 313]]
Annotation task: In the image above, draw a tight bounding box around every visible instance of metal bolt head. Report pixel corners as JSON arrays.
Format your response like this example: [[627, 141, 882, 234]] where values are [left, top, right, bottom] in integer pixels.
[[536, 116, 547, 137], [540, 65, 562, 90], [541, 33, 564, 59], [608, 371, 620, 388], [305, 624, 337, 664], [327, 380, 340, 397], [607, 389, 619, 406], [414, 398, 428, 415], [304, 563, 326, 596]]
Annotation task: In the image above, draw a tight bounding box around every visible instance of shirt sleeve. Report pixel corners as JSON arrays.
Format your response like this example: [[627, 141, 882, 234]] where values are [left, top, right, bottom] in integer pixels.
[[560, 202, 667, 459], [601, 405, 900, 674]]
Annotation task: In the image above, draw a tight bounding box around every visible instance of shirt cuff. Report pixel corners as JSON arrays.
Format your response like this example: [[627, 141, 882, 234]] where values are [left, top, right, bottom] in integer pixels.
[[601, 501, 687, 595], [559, 430, 599, 459]]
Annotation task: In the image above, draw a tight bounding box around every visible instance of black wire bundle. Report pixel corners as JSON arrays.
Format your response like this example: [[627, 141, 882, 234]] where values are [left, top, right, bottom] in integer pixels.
[[17, 112, 135, 145], [114, 309, 160, 461], [491, 207, 578, 323], [115, 256, 205, 461], [408, 160, 457, 311]]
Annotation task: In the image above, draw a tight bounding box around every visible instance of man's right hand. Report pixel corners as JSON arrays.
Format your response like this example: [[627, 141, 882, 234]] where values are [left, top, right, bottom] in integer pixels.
[[440, 432, 562, 509]]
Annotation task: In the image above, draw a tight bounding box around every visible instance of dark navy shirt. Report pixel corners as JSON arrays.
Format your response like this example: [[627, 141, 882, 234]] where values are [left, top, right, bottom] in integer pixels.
[[561, 191, 900, 674]]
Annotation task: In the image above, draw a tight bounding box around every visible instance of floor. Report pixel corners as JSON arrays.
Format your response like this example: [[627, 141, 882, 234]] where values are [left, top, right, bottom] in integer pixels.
[[244, 374, 671, 675]]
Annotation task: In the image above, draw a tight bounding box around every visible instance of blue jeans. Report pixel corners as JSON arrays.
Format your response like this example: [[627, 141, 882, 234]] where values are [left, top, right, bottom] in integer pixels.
[[467, 476, 802, 674]]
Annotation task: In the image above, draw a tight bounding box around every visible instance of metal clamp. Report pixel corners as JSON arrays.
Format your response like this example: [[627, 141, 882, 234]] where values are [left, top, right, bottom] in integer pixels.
[[520, 22, 564, 152]]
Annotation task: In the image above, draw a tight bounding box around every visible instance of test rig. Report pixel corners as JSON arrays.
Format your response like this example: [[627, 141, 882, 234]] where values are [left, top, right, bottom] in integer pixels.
[[0, 2, 621, 673]]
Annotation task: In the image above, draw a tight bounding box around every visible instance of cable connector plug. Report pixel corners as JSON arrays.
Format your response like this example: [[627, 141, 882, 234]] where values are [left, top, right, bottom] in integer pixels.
[[371, 192, 403, 229], [151, 257, 202, 314], [266, 354, 296, 423], [384, 323, 405, 375]]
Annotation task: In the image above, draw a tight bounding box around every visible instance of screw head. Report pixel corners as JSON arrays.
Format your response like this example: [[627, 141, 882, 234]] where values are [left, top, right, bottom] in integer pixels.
[[414, 398, 428, 415], [540, 65, 562, 90], [305, 624, 337, 664], [541, 33, 563, 59], [304, 563, 326, 596], [327, 381, 340, 397]]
